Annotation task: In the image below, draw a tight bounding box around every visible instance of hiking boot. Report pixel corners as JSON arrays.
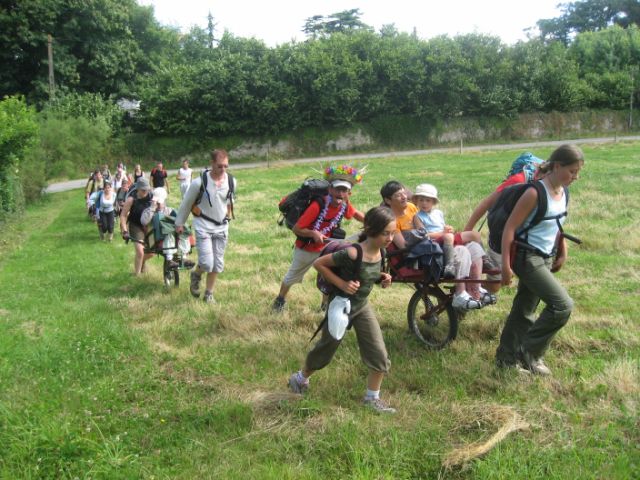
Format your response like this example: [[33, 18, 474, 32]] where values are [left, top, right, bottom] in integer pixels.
[[190, 271, 202, 298], [288, 372, 309, 394], [442, 264, 456, 280], [479, 287, 498, 306], [362, 397, 396, 414], [203, 290, 215, 304], [482, 255, 499, 273], [452, 291, 482, 311], [272, 295, 286, 313], [520, 350, 552, 376]]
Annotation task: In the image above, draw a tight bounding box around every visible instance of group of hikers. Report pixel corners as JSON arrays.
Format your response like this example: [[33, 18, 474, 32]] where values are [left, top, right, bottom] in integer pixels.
[[84, 143, 585, 414]]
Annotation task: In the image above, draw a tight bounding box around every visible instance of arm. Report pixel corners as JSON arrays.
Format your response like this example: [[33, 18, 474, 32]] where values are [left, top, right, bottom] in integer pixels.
[[551, 235, 568, 273], [501, 189, 537, 285], [119, 197, 134, 238], [313, 247, 361, 296], [292, 202, 326, 244], [464, 190, 501, 231], [413, 214, 425, 230], [352, 209, 365, 223], [175, 179, 201, 232]]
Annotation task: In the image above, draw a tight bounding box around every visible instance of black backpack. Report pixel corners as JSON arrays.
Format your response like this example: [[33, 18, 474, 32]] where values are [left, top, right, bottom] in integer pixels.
[[277, 178, 330, 230], [487, 181, 570, 254]]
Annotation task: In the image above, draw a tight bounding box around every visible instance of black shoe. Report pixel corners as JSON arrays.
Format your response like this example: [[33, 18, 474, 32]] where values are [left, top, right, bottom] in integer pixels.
[[166, 259, 180, 269], [272, 296, 286, 313], [482, 255, 499, 273], [182, 259, 196, 269]]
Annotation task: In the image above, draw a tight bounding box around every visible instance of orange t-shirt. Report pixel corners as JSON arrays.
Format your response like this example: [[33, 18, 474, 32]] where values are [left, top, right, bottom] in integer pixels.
[[396, 202, 418, 231]]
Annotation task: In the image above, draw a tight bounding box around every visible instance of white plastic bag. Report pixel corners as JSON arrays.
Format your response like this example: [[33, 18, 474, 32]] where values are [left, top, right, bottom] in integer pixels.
[[327, 296, 351, 341]]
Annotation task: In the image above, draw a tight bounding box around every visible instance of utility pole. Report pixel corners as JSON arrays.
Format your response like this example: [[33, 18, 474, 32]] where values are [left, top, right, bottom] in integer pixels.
[[47, 34, 55, 98]]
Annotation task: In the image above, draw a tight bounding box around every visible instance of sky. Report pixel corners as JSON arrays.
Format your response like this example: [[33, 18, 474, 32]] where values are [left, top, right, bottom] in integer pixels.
[[138, 0, 565, 46]]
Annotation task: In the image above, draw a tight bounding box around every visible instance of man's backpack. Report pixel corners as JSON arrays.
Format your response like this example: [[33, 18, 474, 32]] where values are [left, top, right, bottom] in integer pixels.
[[487, 181, 570, 254], [277, 178, 330, 230], [191, 170, 235, 224]]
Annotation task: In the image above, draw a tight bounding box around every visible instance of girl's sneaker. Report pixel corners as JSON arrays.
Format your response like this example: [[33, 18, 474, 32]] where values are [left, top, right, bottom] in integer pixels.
[[288, 372, 309, 394], [452, 291, 482, 311], [362, 396, 396, 414]]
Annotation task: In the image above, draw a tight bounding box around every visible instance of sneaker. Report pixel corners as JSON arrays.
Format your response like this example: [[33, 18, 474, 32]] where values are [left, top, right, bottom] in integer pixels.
[[362, 397, 396, 414], [452, 291, 482, 311], [479, 287, 498, 306], [496, 358, 531, 375], [182, 259, 196, 269], [288, 372, 309, 394], [166, 259, 180, 269], [190, 271, 202, 298], [203, 290, 215, 304], [520, 350, 552, 376], [442, 264, 456, 280], [272, 296, 286, 313], [482, 255, 499, 273]]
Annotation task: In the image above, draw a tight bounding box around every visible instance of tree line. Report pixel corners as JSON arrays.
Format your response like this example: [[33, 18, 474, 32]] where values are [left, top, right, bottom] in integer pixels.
[[2, 0, 640, 220]]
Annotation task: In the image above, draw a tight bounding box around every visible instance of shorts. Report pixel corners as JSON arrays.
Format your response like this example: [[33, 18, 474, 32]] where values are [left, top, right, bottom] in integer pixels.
[[435, 232, 464, 246], [129, 223, 146, 242], [282, 247, 321, 287], [196, 230, 228, 273], [485, 247, 502, 282]]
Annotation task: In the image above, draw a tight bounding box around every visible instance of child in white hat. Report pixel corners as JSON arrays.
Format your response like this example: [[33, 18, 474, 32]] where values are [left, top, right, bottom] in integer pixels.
[[412, 184, 496, 310]]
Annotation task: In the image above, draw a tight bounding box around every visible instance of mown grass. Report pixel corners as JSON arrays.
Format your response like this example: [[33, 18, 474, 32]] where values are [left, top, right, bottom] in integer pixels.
[[1, 142, 638, 479]]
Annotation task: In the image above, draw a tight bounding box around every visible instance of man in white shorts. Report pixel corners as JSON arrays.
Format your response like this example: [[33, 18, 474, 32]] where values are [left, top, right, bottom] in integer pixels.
[[175, 149, 236, 304]]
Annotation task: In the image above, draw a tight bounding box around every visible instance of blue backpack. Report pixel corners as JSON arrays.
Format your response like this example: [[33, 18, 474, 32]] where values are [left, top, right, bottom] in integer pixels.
[[505, 152, 545, 183]]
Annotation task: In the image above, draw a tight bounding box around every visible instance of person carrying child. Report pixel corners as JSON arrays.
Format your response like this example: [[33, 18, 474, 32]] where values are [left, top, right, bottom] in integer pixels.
[[411, 183, 497, 309], [287, 206, 396, 413], [141, 187, 195, 270], [272, 165, 365, 312], [496, 144, 584, 376]]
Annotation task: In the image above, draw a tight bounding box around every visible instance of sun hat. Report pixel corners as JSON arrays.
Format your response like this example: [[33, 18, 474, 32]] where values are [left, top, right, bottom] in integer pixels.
[[413, 183, 438, 201], [136, 177, 151, 191], [152, 187, 168, 204], [331, 179, 352, 190], [327, 296, 351, 341]]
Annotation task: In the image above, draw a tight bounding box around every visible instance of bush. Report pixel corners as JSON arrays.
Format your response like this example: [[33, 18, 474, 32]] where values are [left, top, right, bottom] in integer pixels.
[[0, 96, 38, 220]]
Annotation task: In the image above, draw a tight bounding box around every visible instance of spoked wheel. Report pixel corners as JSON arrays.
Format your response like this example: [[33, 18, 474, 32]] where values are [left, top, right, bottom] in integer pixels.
[[163, 258, 180, 288], [407, 284, 458, 349]]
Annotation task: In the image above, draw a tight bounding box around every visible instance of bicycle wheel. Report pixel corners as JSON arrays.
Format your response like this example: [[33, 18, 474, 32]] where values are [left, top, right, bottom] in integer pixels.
[[407, 285, 458, 349], [163, 259, 180, 288]]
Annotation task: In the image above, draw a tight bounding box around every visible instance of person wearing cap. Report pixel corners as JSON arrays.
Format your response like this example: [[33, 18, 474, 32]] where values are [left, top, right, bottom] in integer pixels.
[[94, 180, 116, 241], [412, 183, 495, 310], [175, 149, 236, 304], [120, 177, 155, 275], [141, 188, 195, 270], [272, 165, 365, 313]]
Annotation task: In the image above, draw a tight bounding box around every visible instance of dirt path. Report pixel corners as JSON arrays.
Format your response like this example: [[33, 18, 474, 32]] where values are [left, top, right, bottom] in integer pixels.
[[45, 135, 640, 193]]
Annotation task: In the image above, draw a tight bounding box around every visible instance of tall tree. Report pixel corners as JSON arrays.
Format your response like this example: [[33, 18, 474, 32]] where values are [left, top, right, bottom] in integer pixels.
[[537, 0, 640, 44], [302, 9, 371, 38]]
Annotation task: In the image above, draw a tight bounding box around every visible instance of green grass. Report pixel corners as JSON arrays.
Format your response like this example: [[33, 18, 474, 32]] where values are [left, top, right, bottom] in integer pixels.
[[1, 142, 639, 479]]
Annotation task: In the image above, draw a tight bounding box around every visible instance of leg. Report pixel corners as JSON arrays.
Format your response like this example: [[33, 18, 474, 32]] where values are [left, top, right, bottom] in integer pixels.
[[460, 230, 482, 244], [273, 248, 319, 311]]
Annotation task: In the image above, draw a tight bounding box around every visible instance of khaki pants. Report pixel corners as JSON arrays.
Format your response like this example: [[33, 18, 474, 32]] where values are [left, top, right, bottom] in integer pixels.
[[305, 302, 391, 373], [496, 248, 573, 364]]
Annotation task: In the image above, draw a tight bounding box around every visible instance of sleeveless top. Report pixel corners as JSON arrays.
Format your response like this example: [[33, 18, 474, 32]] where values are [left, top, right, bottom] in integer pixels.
[[129, 193, 152, 227], [518, 182, 566, 256]]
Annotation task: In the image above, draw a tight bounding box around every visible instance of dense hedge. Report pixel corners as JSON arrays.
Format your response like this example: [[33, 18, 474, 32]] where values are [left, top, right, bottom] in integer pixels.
[[135, 26, 640, 137]]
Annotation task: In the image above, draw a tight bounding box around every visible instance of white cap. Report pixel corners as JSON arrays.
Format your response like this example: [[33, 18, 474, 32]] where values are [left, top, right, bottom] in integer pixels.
[[152, 187, 168, 204], [413, 183, 438, 201], [331, 180, 352, 190]]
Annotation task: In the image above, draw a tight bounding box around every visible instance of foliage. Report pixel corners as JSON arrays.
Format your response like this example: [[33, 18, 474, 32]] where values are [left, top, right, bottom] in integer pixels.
[[37, 113, 112, 180], [0, 143, 638, 478], [537, 0, 640, 44], [42, 91, 125, 133], [302, 9, 372, 38], [0, 96, 39, 219]]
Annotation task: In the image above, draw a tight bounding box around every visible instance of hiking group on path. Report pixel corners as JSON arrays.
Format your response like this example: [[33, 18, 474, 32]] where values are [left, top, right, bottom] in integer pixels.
[[83, 144, 585, 413]]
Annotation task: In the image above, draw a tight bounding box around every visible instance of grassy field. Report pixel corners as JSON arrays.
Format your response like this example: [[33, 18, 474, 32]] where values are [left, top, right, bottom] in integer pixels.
[[1, 142, 638, 479]]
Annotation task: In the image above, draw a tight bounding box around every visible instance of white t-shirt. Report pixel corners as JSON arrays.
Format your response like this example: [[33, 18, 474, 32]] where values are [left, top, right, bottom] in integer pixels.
[[178, 167, 193, 187]]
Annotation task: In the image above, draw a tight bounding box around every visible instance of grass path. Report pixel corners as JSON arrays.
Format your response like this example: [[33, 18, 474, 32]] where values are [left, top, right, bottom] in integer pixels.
[[1, 144, 639, 479]]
